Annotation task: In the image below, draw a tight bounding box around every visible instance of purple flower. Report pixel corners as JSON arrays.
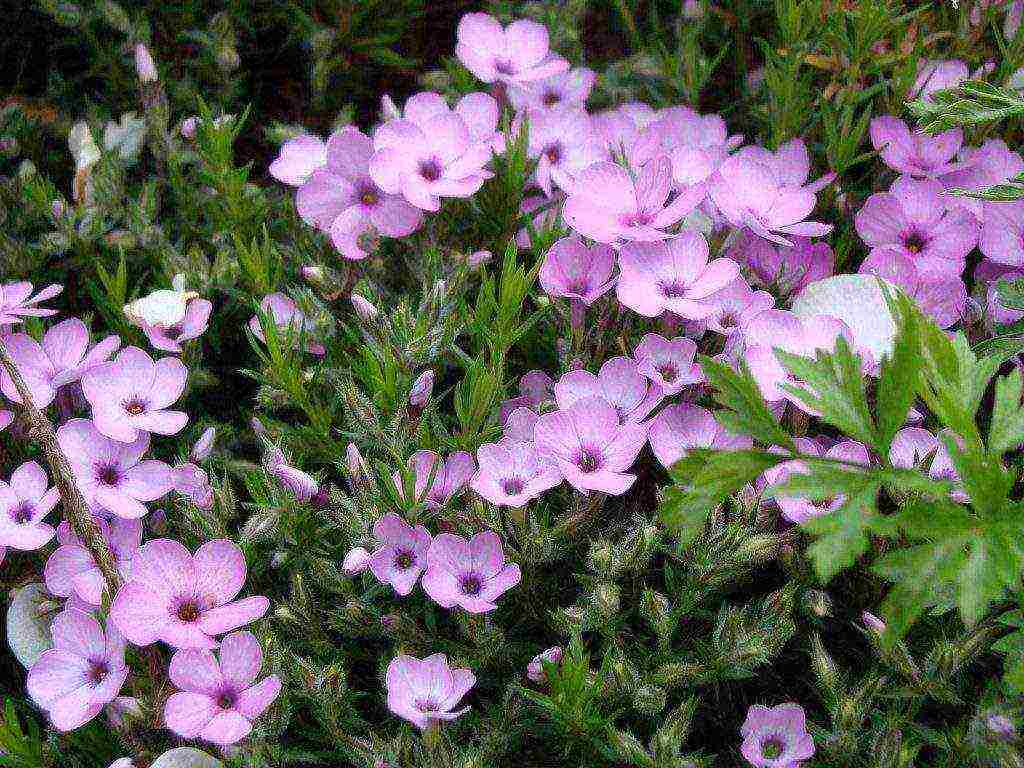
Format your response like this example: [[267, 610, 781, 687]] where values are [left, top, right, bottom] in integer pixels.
[[164, 631, 281, 746], [633, 334, 703, 395], [81, 346, 187, 443], [870, 116, 962, 177], [555, 357, 664, 423], [509, 68, 596, 113], [941, 139, 1024, 221], [269, 135, 327, 186], [740, 703, 815, 768], [983, 267, 1024, 326], [343, 546, 371, 575], [455, 13, 568, 85], [249, 293, 325, 355], [516, 192, 564, 248], [191, 427, 216, 462], [27, 610, 128, 731], [294, 127, 423, 259], [351, 294, 380, 322], [773, 440, 870, 524], [0, 281, 62, 325], [616, 231, 740, 319], [409, 370, 434, 410], [524, 107, 608, 195], [134, 43, 158, 84], [386, 653, 475, 729], [855, 176, 977, 280], [563, 156, 705, 244], [369, 105, 494, 212], [709, 155, 832, 245], [912, 59, 968, 102], [502, 406, 541, 443], [264, 446, 318, 502], [45, 518, 141, 607], [648, 404, 752, 469], [0, 461, 59, 558], [539, 237, 616, 305], [0, 319, 120, 409], [393, 450, 475, 509], [526, 646, 563, 683], [730, 232, 834, 299], [171, 463, 214, 509], [592, 103, 656, 156], [500, 370, 554, 423], [859, 248, 966, 329], [57, 419, 173, 519], [139, 298, 212, 354], [422, 530, 521, 613], [980, 200, 1024, 266], [733, 139, 834, 193], [890, 427, 966, 500], [110, 538, 269, 650], [862, 611, 886, 633], [471, 440, 562, 507], [368, 513, 431, 596], [534, 396, 647, 495], [386, 91, 502, 150], [702, 279, 776, 337]]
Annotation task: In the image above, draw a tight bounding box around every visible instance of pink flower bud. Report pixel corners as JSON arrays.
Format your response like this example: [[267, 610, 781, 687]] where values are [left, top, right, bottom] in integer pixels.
[[190, 426, 216, 462], [409, 370, 434, 410], [468, 249, 492, 267], [343, 547, 371, 574], [351, 294, 379, 322], [134, 43, 158, 84], [527, 646, 563, 682], [346, 443, 368, 480], [862, 611, 886, 633]]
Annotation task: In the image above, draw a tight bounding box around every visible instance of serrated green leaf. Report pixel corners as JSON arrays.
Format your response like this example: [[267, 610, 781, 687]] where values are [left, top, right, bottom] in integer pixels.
[[989, 367, 1024, 454], [801, 482, 883, 581], [698, 356, 795, 451], [875, 295, 920, 454]]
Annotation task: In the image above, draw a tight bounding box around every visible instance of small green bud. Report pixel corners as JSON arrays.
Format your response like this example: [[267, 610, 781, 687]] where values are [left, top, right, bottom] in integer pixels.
[[632, 684, 667, 716]]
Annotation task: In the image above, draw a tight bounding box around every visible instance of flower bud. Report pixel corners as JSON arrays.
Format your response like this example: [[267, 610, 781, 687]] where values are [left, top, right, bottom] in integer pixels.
[[190, 427, 216, 462], [381, 94, 401, 122], [986, 713, 1017, 742], [409, 370, 434, 410], [180, 116, 199, 139], [51, 198, 67, 220], [526, 646, 563, 683], [351, 294, 379, 322], [134, 43, 158, 83], [468, 249, 492, 267], [632, 684, 667, 716], [346, 443, 368, 482], [0, 137, 19, 158], [592, 581, 621, 618], [861, 611, 886, 634], [343, 547, 371, 575]]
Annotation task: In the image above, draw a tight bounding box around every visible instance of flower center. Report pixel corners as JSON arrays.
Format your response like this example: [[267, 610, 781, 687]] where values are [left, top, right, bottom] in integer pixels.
[[657, 363, 678, 382], [659, 280, 690, 299], [96, 463, 121, 486], [10, 502, 33, 525], [624, 211, 654, 227], [761, 736, 785, 759], [494, 60, 515, 76], [542, 91, 561, 106], [415, 697, 440, 712], [544, 143, 562, 164], [393, 549, 415, 571], [501, 477, 525, 495], [460, 574, 483, 596], [177, 601, 200, 623], [903, 231, 927, 253], [87, 660, 109, 684], [565, 278, 590, 295], [357, 181, 380, 206], [719, 311, 738, 328], [217, 691, 237, 709], [163, 324, 184, 340], [418, 159, 443, 182], [123, 397, 147, 416], [575, 448, 603, 474]]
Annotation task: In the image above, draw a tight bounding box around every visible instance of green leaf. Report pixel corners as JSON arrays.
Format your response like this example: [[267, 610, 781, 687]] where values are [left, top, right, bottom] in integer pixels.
[[940, 436, 1013, 518], [958, 533, 1021, 625], [875, 294, 920, 454], [699, 356, 795, 451], [989, 367, 1024, 454], [801, 482, 884, 581]]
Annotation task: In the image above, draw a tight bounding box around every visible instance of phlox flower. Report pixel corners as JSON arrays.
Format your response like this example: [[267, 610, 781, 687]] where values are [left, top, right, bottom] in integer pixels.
[[393, 450, 475, 509], [616, 230, 740, 319], [386, 91, 503, 152], [592, 103, 656, 156], [248, 293, 325, 355], [139, 298, 212, 354], [524, 107, 608, 195], [534, 396, 648, 495], [422, 530, 521, 613], [859, 248, 966, 329], [122, 277, 198, 329], [890, 427, 967, 501], [941, 139, 1024, 221], [771, 440, 870, 524], [471, 440, 562, 507], [343, 546, 371, 575], [264, 446, 318, 503], [500, 370, 553, 423], [368, 513, 432, 596], [870, 116, 963, 177], [633, 334, 703, 395], [515, 192, 564, 248], [409, 370, 434, 410], [81, 346, 188, 443], [0, 319, 119, 409], [456, 12, 568, 85], [554, 357, 664, 423], [509, 67, 596, 113], [648, 404, 752, 469], [502, 406, 541, 443], [191, 426, 216, 462], [110, 538, 269, 650], [740, 703, 815, 768], [0, 461, 59, 559], [269, 135, 327, 186], [733, 138, 834, 193], [386, 653, 475, 730], [57, 419, 173, 519], [526, 646, 563, 683], [729, 232, 834, 299], [912, 59, 968, 102], [27, 610, 128, 731], [0, 281, 62, 325], [164, 631, 281, 746], [539, 236, 616, 305], [293, 127, 423, 260], [45, 518, 142, 607], [702, 279, 776, 337], [854, 176, 977, 280], [171, 463, 215, 509], [709, 154, 832, 245], [631, 106, 739, 179], [980, 200, 1024, 266]]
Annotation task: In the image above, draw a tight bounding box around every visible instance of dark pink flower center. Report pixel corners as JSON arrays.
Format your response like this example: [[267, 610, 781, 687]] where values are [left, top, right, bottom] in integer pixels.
[[903, 230, 927, 253], [87, 660, 109, 684], [565, 278, 590, 296], [657, 362, 678, 382], [96, 463, 122, 486], [658, 280, 690, 299], [393, 549, 415, 571], [544, 143, 562, 164], [10, 501, 33, 524], [217, 690, 237, 709], [575, 448, 603, 473], [623, 211, 654, 227], [418, 159, 443, 182], [761, 736, 785, 759], [494, 60, 515, 76], [459, 574, 483, 596], [357, 181, 380, 207], [123, 397, 148, 416], [415, 697, 440, 712], [719, 311, 738, 328], [177, 601, 200, 623], [542, 90, 561, 106], [163, 324, 184, 340], [501, 477, 525, 495]]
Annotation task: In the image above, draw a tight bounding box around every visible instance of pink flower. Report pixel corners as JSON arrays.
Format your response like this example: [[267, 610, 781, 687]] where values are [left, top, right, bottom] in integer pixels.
[[941, 139, 1024, 221], [393, 450, 475, 509], [509, 68, 596, 113], [526, 646, 563, 683], [455, 13, 568, 85], [616, 231, 740, 319], [772, 440, 870, 524], [503, 406, 541, 443], [264, 447, 318, 502], [592, 103, 656, 156], [870, 116, 963, 177], [134, 43, 158, 84], [709, 155, 832, 245], [0, 461, 59, 558], [702, 279, 775, 337], [729, 232, 834, 298], [81, 346, 188, 443], [912, 59, 968, 102], [294, 127, 423, 260], [191, 427, 216, 462], [386, 653, 475, 729], [859, 248, 966, 329], [733, 139, 834, 193], [368, 513, 432, 596], [248, 293, 325, 355], [164, 631, 281, 746], [524, 107, 608, 195], [539, 237, 616, 304], [740, 703, 815, 768], [422, 530, 521, 612], [386, 91, 503, 152], [980, 200, 1024, 266], [343, 546, 370, 574], [45, 518, 141, 607], [648, 404, 752, 469], [171, 463, 214, 509], [27, 610, 128, 731], [139, 298, 212, 353], [269, 135, 327, 186], [633, 334, 703, 395], [855, 176, 977, 280], [110, 538, 269, 650], [0, 319, 120, 409], [57, 419, 173, 519], [0, 281, 62, 325], [409, 370, 434, 410], [534, 396, 647, 495], [500, 370, 554, 423], [890, 427, 966, 501], [554, 357, 664, 423], [471, 440, 562, 507], [563, 156, 704, 244]]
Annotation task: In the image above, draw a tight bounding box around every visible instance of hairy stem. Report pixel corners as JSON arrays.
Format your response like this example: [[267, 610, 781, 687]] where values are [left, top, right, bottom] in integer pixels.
[[0, 337, 122, 593]]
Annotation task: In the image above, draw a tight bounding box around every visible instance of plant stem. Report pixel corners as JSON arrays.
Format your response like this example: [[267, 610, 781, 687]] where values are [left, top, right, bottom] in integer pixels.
[[0, 337, 122, 593]]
